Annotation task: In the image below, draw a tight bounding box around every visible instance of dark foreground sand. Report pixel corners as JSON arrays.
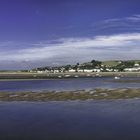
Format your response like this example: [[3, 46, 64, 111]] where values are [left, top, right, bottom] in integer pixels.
[[0, 88, 140, 101]]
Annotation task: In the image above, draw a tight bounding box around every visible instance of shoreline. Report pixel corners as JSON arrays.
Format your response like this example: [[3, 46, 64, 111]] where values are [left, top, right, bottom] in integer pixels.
[[0, 72, 139, 80], [0, 88, 140, 101]]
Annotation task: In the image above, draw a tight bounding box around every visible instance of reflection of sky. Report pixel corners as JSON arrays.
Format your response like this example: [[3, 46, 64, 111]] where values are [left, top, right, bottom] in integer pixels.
[[1, 100, 140, 139], [0, 0, 140, 69]]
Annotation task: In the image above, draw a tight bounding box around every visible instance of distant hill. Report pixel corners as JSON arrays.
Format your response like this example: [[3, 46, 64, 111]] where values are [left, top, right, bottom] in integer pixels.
[[102, 60, 119, 67], [102, 60, 140, 67]]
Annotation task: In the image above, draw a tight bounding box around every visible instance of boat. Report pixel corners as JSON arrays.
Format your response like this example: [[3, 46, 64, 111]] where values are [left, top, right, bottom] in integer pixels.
[[114, 76, 120, 80]]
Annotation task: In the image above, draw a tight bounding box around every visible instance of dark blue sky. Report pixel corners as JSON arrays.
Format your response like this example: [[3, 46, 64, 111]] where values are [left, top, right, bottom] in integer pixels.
[[0, 0, 140, 69], [0, 0, 140, 41]]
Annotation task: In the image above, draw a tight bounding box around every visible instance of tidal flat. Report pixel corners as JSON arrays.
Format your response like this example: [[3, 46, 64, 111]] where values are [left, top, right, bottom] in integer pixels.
[[0, 88, 140, 101]]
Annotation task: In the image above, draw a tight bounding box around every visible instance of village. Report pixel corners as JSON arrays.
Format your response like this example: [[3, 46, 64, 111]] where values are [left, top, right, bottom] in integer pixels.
[[33, 60, 140, 74]]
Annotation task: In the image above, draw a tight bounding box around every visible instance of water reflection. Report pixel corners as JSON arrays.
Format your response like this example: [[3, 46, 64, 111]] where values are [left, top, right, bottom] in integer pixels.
[[0, 100, 140, 140]]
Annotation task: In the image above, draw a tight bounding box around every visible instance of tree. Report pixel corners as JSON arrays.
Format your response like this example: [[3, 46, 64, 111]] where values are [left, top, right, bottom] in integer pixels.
[[91, 60, 96, 63], [64, 65, 71, 71], [91, 60, 102, 68]]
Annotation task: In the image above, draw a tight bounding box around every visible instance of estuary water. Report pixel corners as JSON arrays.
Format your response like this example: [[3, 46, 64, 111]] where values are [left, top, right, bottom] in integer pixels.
[[0, 77, 140, 140], [0, 77, 139, 92], [1, 100, 140, 140]]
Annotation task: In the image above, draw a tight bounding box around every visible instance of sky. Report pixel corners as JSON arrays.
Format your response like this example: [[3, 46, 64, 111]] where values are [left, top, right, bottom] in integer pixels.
[[0, 0, 140, 69]]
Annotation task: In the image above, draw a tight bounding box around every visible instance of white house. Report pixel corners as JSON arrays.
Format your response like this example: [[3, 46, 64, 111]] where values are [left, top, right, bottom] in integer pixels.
[[134, 63, 140, 67], [37, 70, 44, 74], [68, 69, 76, 72], [37, 70, 50, 73], [53, 70, 59, 73], [124, 67, 140, 72], [106, 68, 113, 72], [44, 70, 50, 73], [93, 69, 101, 72], [84, 69, 93, 72], [77, 69, 84, 72], [114, 69, 119, 72]]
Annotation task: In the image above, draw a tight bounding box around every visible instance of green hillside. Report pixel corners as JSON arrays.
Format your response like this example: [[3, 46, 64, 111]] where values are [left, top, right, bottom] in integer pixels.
[[102, 60, 140, 67], [102, 61, 119, 66]]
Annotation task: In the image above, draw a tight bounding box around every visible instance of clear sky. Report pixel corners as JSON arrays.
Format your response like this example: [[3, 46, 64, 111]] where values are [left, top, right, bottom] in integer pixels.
[[0, 0, 140, 69]]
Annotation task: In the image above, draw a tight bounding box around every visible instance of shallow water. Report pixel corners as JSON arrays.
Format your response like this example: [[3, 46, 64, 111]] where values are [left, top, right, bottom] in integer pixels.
[[0, 77, 139, 92], [1, 100, 140, 140]]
